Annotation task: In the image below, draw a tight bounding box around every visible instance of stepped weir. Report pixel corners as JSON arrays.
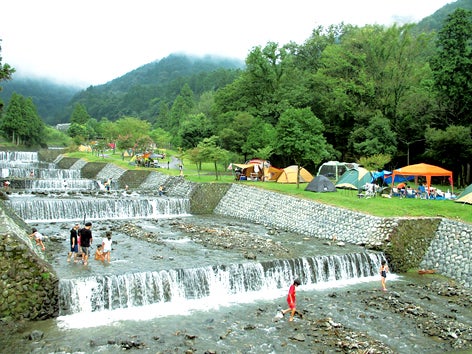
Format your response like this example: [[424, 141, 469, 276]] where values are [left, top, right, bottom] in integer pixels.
[[3, 151, 386, 321], [1, 151, 397, 353]]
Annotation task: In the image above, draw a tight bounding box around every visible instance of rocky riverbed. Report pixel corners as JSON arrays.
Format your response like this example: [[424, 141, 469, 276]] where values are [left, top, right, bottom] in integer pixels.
[[1, 218, 471, 353], [1, 276, 470, 353], [119, 218, 293, 259]]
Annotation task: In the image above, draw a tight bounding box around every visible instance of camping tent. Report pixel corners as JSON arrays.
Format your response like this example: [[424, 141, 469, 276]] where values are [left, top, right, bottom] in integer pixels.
[[391, 163, 453, 192], [455, 184, 472, 204], [335, 167, 373, 190], [276, 165, 313, 184], [316, 161, 349, 181], [230, 160, 282, 181], [305, 175, 336, 192]]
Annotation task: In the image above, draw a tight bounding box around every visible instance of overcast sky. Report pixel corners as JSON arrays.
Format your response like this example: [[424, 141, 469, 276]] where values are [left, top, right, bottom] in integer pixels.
[[1, 0, 454, 87]]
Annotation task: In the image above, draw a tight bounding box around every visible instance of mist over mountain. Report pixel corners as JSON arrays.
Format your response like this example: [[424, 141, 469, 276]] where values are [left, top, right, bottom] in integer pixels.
[[64, 54, 243, 123], [0, 0, 469, 126], [0, 54, 243, 125], [414, 0, 472, 32], [0, 75, 79, 125]]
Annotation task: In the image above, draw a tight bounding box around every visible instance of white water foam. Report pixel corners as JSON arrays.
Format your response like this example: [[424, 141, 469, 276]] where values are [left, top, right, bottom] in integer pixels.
[[57, 273, 399, 330]]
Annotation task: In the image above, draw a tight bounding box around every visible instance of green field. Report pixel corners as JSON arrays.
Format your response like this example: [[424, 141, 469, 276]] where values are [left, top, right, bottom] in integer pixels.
[[66, 150, 472, 225]]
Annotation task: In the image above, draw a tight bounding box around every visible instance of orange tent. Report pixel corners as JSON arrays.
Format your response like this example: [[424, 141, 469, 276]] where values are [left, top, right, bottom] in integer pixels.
[[391, 163, 453, 193]]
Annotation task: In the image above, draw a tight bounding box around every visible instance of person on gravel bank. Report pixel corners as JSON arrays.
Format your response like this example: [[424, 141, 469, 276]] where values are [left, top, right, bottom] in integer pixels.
[[281, 278, 301, 321]]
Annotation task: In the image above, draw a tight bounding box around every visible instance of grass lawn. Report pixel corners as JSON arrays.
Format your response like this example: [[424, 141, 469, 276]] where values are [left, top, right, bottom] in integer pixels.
[[66, 150, 472, 225]]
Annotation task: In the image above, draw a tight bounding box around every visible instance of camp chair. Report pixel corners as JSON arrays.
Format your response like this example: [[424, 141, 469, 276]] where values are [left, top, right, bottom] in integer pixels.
[[391, 188, 401, 197], [363, 183, 376, 198], [417, 190, 428, 199], [406, 189, 416, 198]]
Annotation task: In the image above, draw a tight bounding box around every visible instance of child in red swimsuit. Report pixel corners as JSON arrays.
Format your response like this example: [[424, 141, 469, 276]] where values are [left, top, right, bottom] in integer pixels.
[[281, 278, 301, 321]]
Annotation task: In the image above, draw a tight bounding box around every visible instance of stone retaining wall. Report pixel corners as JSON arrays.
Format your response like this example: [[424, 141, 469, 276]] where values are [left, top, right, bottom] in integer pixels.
[[0, 201, 59, 321], [213, 184, 471, 288], [214, 184, 387, 243], [421, 219, 471, 287]]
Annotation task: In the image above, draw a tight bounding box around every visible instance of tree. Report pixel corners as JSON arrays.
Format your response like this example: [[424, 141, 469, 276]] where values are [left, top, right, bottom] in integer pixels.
[[67, 124, 88, 145], [430, 8, 472, 127], [0, 93, 44, 146], [68, 103, 94, 142], [424, 125, 472, 186], [275, 108, 332, 188], [186, 146, 204, 176], [311, 24, 435, 161], [70, 103, 91, 125], [168, 84, 195, 138], [0, 40, 15, 112], [114, 117, 152, 154], [149, 127, 172, 149], [349, 113, 397, 157], [242, 118, 277, 161], [195, 136, 229, 180], [178, 113, 213, 149], [357, 154, 392, 171]]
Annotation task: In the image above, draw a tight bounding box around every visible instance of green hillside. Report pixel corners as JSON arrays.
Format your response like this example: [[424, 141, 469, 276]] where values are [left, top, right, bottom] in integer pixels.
[[66, 54, 243, 122]]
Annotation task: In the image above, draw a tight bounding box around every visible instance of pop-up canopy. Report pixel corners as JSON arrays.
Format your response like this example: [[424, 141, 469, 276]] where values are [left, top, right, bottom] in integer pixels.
[[391, 163, 453, 192]]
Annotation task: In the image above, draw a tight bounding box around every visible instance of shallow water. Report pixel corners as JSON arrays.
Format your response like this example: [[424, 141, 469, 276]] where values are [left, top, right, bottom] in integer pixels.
[[8, 274, 469, 354], [5, 213, 471, 353], [36, 215, 367, 278]]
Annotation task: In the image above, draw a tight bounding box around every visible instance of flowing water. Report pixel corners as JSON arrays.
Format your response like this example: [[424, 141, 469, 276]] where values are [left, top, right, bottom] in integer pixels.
[[3, 151, 464, 354]]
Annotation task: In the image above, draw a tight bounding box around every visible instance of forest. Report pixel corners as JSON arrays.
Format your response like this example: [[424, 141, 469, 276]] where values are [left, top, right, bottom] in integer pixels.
[[0, 2, 471, 186]]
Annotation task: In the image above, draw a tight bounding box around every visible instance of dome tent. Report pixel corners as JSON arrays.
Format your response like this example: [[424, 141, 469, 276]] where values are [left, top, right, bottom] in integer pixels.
[[276, 165, 313, 184], [455, 184, 472, 205], [335, 167, 373, 191], [305, 175, 336, 192]]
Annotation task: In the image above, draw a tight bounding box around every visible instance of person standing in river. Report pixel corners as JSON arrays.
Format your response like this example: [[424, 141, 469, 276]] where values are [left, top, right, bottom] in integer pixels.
[[79, 222, 93, 266], [281, 278, 301, 321], [67, 223, 80, 263], [102, 231, 112, 263], [380, 260, 389, 291]]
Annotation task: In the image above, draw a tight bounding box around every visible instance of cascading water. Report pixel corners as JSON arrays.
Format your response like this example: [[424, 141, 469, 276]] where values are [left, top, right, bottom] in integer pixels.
[[0, 151, 39, 162], [0, 150, 83, 183], [28, 178, 99, 191], [3, 151, 387, 321], [7, 196, 191, 222], [59, 253, 384, 316]]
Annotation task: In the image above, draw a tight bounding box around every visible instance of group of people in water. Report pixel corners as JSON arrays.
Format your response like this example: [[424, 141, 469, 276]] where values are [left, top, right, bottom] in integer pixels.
[[65, 222, 113, 266], [29, 222, 113, 266]]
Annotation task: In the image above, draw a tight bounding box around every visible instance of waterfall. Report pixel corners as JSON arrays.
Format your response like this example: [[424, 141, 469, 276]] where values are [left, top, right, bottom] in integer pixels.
[[0, 151, 79, 179], [0, 151, 39, 162], [29, 178, 98, 191], [38, 169, 82, 179], [59, 252, 383, 316], [7, 196, 191, 222]]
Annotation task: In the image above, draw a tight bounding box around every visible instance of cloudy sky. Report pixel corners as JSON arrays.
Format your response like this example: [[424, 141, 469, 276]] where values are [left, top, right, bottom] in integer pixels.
[[1, 0, 454, 87]]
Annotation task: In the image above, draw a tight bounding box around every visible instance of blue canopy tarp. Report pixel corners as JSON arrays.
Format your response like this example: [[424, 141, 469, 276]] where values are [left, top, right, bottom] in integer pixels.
[[372, 170, 414, 184]]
